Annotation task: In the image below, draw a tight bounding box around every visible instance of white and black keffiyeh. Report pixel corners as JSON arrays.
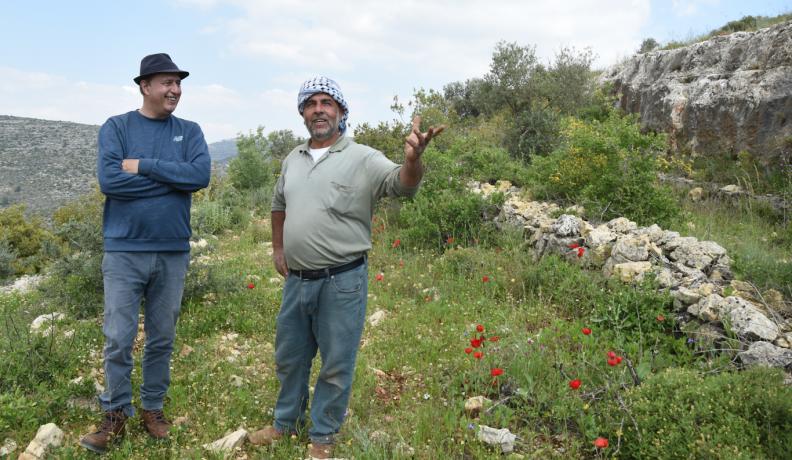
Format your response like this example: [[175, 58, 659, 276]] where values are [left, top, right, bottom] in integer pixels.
[[298, 76, 349, 134]]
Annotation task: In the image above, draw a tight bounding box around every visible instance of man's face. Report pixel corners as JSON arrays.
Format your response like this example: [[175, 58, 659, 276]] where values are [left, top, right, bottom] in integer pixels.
[[302, 93, 342, 142], [141, 73, 182, 118]]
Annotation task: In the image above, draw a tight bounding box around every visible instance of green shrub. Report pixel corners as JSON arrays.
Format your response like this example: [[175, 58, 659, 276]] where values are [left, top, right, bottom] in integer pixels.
[[449, 139, 531, 187], [399, 188, 496, 249], [394, 143, 511, 249], [37, 191, 105, 317], [228, 126, 276, 191], [528, 110, 680, 226], [353, 121, 409, 162], [0, 239, 17, 280], [0, 204, 55, 275], [605, 367, 792, 459], [193, 200, 235, 235], [504, 103, 561, 161], [192, 178, 250, 236]]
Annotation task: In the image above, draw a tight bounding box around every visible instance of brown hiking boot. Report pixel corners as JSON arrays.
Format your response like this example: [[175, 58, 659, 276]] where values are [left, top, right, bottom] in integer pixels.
[[141, 409, 171, 439], [249, 425, 284, 446], [308, 442, 335, 459], [79, 410, 127, 453]]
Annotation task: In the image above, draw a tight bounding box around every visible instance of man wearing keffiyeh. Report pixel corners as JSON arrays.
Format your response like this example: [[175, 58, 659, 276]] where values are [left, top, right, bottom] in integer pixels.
[[250, 77, 444, 459]]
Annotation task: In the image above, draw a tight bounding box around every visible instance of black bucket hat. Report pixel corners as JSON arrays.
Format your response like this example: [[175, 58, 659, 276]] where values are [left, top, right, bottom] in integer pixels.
[[134, 53, 189, 85]]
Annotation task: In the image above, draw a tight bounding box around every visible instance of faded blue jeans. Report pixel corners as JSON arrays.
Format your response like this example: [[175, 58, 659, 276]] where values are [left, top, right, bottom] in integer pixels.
[[99, 251, 190, 417], [273, 260, 368, 445]]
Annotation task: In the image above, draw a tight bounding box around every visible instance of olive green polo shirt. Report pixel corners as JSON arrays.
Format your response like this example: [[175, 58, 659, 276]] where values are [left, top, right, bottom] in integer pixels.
[[272, 136, 419, 270]]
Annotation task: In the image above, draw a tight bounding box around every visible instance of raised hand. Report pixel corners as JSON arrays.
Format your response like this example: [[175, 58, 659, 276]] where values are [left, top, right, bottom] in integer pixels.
[[404, 116, 445, 162]]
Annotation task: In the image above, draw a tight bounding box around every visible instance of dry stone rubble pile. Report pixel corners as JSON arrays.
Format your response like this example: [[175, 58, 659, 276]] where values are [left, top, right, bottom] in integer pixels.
[[471, 180, 792, 370]]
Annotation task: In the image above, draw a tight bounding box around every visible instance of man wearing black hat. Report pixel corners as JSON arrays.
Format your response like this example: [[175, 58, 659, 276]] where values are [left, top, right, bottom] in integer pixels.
[[80, 53, 211, 453]]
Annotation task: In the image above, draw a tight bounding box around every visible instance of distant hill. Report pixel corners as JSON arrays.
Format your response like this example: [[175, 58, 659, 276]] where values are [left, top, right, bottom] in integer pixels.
[[0, 115, 237, 215], [0, 115, 99, 215], [208, 138, 238, 163]]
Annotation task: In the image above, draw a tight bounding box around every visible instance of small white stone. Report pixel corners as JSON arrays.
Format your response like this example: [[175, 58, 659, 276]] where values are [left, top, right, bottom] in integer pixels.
[[202, 429, 248, 456]]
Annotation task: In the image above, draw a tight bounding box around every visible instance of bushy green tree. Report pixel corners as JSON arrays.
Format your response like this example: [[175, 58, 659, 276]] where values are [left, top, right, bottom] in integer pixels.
[[485, 41, 542, 113], [266, 129, 305, 160], [228, 127, 275, 191], [536, 47, 596, 116]]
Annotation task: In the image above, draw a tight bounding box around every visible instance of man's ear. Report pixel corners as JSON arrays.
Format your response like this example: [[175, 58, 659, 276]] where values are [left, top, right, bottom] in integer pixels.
[[139, 80, 150, 96]]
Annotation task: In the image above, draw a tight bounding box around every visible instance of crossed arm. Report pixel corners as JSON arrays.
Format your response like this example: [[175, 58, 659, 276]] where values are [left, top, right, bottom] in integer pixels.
[[97, 122, 210, 200]]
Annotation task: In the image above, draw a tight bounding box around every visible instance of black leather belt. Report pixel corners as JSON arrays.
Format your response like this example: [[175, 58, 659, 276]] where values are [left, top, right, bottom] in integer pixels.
[[289, 257, 365, 280]]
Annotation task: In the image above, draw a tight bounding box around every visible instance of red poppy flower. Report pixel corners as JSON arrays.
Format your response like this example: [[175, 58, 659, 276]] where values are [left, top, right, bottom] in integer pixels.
[[391, 239, 401, 248], [577, 247, 585, 258], [607, 358, 618, 366], [476, 324, 484, 333], [489, 336, 500, 342], [569, 379, 581, 390], [593, 437, 609, 448], [581, 328, 592, 335], [482, 276, 490, 283], [446, 236, 455, 245], [474, 351, 483, 359], [247, 283, 255, 289], [490, 368, 504, 377], [375, 273, 384, 281], [607, 351, 616, 359], [656, 314, 665, 322], [568, 243, 580, 249], [464, 347, 473, 354], [616, 356, 623, 364], [470, 338, 482, 348]]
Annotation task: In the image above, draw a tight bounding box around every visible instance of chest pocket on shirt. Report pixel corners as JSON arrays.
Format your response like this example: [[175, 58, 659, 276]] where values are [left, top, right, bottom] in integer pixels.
[[328, 181, 358, 216]]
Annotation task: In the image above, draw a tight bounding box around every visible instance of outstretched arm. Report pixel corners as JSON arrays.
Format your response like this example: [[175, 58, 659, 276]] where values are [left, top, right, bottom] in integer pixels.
[[399, 116, 445, 187]]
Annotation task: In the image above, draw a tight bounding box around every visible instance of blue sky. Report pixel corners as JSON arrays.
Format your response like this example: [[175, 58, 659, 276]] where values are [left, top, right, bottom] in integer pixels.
[[1, 0, 789, 142]]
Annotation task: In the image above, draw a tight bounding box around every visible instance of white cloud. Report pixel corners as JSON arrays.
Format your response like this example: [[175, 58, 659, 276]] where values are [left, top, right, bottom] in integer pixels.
[[1, 1, 655, 143], [0, 67, 138, 125], [208, 0, 651, 72]]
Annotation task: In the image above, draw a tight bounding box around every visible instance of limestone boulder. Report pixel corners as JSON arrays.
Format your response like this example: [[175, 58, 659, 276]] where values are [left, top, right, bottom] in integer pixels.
[[601, 21, 792, 159], [725, 296, 779, 342], [738, 341, 792, 369]]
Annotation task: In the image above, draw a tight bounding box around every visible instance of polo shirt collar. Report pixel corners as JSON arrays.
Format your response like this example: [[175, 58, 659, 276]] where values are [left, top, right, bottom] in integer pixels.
[[298, 135, 351, 155]]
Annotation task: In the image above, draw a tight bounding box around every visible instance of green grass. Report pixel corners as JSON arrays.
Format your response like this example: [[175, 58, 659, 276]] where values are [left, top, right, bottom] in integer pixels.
[[680, 195, 792, 297], [1, 205, 790, 459]]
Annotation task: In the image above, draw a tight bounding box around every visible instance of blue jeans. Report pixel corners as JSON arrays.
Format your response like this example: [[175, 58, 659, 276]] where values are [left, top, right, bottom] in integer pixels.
[[99, 251, 190, 417], [273, 260, 368, 444]]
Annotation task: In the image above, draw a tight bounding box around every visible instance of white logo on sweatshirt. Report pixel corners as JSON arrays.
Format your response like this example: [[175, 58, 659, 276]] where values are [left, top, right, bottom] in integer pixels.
[[173, 135, 183, 142]]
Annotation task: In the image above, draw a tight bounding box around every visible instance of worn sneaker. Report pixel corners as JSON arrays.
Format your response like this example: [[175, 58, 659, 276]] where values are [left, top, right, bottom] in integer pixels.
[[308, 442, 335, 459], [249, 425, 285, 446], [79, 410, 127, 453], [141, 409, 172, 439]]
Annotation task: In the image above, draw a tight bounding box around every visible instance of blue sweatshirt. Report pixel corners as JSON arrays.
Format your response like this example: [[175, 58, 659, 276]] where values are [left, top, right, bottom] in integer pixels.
[[97, 110, 211, 252]]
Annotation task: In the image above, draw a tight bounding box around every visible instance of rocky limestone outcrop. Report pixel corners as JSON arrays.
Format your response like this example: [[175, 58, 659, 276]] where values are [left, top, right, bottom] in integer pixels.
[[600, 20, 792, 160], [472, 180, 791, 370]]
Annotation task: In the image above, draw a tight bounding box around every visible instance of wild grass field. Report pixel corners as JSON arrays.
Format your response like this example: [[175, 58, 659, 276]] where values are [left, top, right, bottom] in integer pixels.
[[2, 30, 792, 459]]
